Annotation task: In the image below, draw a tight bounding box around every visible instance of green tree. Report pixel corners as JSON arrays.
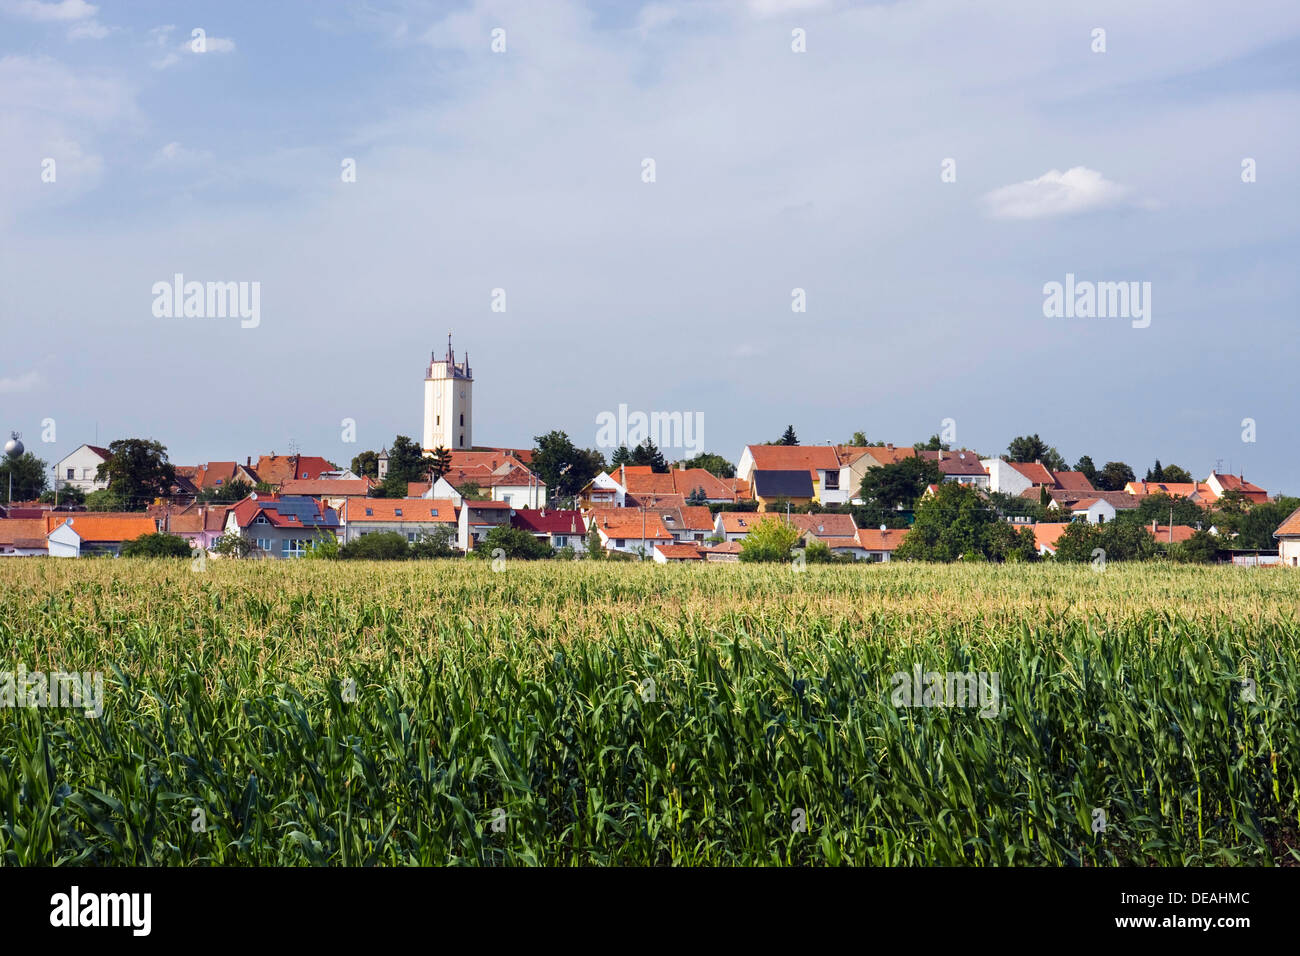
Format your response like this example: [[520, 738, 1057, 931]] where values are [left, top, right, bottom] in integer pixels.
[[476, 525, 553, 560], [40, 484, 86, 506], [1007, 434, 1050, 463], [848, 432, 884, 447], [1145, 460, 1166, 482], [629, 439, 668, 473], [456, 480, 490, 501], [1171, 530, 1218, 564], [1095, 461, 1136, 492], [1055, 520, 1155, 563], [95, 439, 176, 511], [585, 524, 605, 559], [120, 532, 193, 557], [1074, 455, 1098, 484], [0, 451, 48, 501], [532, 431, 606, 497], [212, 532, 257, 558], [778, 425, 799, 446], [859, 457, 943, 512], [685, 487, 708, 506], [1132, 492, 1208, 528], [1042, 448, 1068, 472], [738, 516, 801, 563], [410, 525, 457, 558], [894, 483, 1032, 562], [379, 435, 434, 497], [1226, 495, 1299, 548], [913, 434, 950, 451], [429, 446, 453, 481], [340, 532, 410, 560], [198, 479, 251, 503], [681, 452, 735, 478], [350, 450, 379, 480], [610, 445, 632, 467], [1161, 464, 1192, 483]]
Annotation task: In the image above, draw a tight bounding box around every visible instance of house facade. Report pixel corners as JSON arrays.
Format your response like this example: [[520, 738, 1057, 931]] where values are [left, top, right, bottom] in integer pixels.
[[225, 495, 340, 558], [1275, 507, 1300, 567], [340, 497, 458, 544], [47, 514, 157, 557], [54, 444, 112, 493]]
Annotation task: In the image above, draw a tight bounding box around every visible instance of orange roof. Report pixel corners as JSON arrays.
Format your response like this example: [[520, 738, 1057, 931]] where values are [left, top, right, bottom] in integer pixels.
[[1032, 522, 1072, 552], [0, 518, 47, 547], [1144, 524, 1199, 544], [857, 528, 908, 551], [407, 482, 431, 497], [809, 535, 863, 550], [1007, 461, 1055, 486], [1052, 470, 1095, 492], [595, 512, 672, 540], [1274, 507, 1300, 538], [788, 513, 857, 537], [860, 445, 919, 466], [703, 540, 744, 554], [745, 445, 840, 479], [717, 512, 760, 533], [344, 498, 457, 523], [1125, 481, 1215, 501], [47, 514, 157, 543], [655, 543, 703, 560], [1209, 472, 1268, 503]]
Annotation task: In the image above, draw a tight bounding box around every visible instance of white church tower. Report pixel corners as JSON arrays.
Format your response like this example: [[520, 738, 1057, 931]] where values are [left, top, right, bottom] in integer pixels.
[[423, 333, 473, 454]]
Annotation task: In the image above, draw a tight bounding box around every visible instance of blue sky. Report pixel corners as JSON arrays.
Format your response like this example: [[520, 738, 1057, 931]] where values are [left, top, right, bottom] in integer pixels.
[[1, 0, 1297, 491]]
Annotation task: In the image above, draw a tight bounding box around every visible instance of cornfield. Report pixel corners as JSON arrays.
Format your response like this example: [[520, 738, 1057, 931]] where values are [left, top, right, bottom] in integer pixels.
[[1, 559, 1296, 866]]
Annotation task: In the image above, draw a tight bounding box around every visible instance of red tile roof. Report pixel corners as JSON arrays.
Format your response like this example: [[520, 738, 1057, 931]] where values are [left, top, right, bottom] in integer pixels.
[[716, 512, 759, 534], [1144, 524, 1199, 544], [745, 445, 840, 479], [1032, 522, 1072, 553], [512, 508, 585, 535], [857, 528, 908, 551], [281, 479, 372, 497], [1274, 507, 1300, 538], [1052, 471, 1096, 492], [788, 513, 858, 537], [1007, 461, 1055, 486], [655, 543, 703, 560], [47, 514, 157, 543], [0, 518, 48, 547], [344, 498, 457, 523], [595, 512, 673, 540]]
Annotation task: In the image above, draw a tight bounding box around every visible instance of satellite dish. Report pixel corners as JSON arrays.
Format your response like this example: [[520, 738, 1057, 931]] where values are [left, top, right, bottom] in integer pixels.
[[249, 492, 258, 501]]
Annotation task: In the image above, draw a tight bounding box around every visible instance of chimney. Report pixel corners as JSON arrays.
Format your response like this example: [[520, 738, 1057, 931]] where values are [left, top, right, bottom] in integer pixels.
[[247, 456, 251, 467], [1152, 519, 1158, 533]]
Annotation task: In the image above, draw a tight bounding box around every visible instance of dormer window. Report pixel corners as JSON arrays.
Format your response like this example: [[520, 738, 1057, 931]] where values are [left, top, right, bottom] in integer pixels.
[[365, 508, 373, 516], [394, 508, 403, 517], [255, 515, 268, 524], [429, 508, 438, 516]]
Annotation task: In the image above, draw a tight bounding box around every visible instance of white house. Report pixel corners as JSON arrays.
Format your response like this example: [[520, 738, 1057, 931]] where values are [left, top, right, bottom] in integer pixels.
[[1067, 497, 1116, 524], [54, 444, 113, 493], [1275, 507, 1300, 567], [982, 459, 1033, 496], [47, 514, 157, 558]]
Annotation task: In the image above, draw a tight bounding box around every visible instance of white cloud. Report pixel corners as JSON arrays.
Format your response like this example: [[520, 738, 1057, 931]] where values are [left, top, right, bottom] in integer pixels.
[[148, 141, 213, 167], [67, 18, 109, 39], [0, 370, 42, 393], [748, 0, 829, 17], [153, 31, 236, 69], [982, 167, 1131, 220], [1, 0, 95, 22]]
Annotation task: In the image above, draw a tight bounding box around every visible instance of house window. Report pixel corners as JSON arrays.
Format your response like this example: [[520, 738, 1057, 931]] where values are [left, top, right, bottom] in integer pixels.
[[459, 414, 464, 426], [616, 539, 625, 547], [825, 472, 839, 490], [554, 536, 567, 548], [66, 468, 74, 480], [255, 538, 272, 552], [394, 508, 403, 516], [365, 508, 373, 516], [282, 538, 307, 558], [255, 516, 268, 525], [407, 532, 417, 542], [216, 478, 224, 485], [437, 415, 441, 426], [459, 435, 464, 447], [429, 508, 438, 516]]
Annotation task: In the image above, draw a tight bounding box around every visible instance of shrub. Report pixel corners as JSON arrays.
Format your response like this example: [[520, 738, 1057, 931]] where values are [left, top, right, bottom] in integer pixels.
[[120, 533, 193, 558]]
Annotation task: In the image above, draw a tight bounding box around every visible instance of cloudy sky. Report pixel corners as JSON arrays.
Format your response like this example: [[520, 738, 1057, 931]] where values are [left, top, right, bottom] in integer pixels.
[[2, 0, 1297, 490]]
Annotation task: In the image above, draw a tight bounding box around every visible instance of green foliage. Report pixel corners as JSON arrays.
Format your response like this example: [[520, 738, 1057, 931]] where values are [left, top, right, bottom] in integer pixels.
[[585, 525, 605, 559], [429, 446, 453, 481], [40, 484, 85, 506], [1171, 530, 1219, 564], [1007, 434, 1050, 463], [410, 525, 456, 559], [1218, 495, 1300, 548], [896, 483, 1034, 562], [378, 436, 434, 497], [1095, 461, 1136, 492], [778, 425, 798, 446], [474, 525, 553, 560], [738, 516, 800, 562], [120, 532, 193, 558], [197, 479, 252, 504], [303, 534, 342, 560], [803, 540, 837, 563], [340, 532, 410, 561], [211, 532, 257, 558], [681, 452, 735, 479], [848, 432, 884, 447], [531, 431, 605, 498], [95, 439, 177, 511], [685, 487, 708, 506], [1131, 493, 1208, 528], [1074, 455, 1097, 484], [0, 451, 48, 501], [629, 440, 667, 473], [350, 451, 379, 480], [85, 488, 122, 511], [1161, 464, 1193, 483], [457, 481, 490, 501], [859, 457, 943, 512], [1, 561, 1294, 865], [913, 434, 949, 451], [1054, 520, 1156, 563], [610, 445, 632, 467]]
